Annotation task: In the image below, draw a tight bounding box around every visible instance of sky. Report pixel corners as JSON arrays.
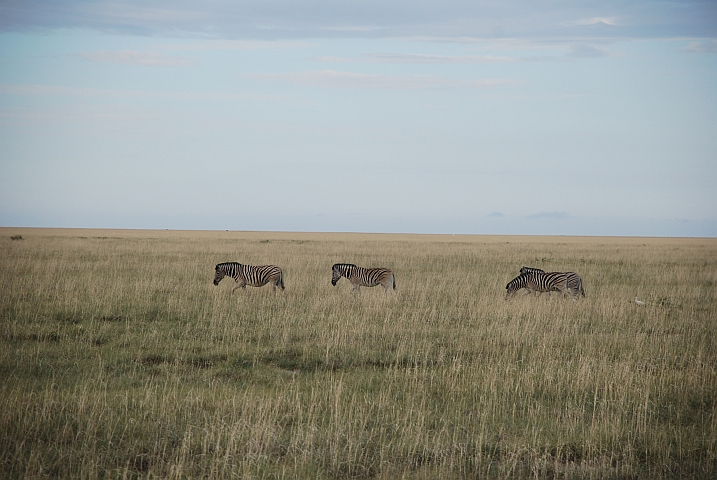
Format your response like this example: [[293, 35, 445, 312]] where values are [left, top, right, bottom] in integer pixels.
[[1, 1, 716, 236]]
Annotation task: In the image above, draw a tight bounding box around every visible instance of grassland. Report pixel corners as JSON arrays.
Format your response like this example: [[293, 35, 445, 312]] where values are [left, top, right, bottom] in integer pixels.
[[1, 228, 715, 479]]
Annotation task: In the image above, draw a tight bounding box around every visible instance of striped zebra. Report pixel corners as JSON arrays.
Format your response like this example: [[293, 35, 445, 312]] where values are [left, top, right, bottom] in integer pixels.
[[331, 263, 396, 294], [505, 270, 568, 299], [520, 266, 585, 299], [213, 262, 284, 295]]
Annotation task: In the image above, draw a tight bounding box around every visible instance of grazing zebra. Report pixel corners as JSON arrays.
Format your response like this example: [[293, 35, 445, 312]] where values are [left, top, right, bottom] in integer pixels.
[[331, 263, 396, 294], [213, 262, 284, 295], [505, 271, 567, 299], [520, 266, 585, 299]]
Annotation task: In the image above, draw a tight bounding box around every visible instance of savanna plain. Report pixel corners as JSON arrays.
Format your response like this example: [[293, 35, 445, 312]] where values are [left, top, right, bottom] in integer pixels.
[[1, 228, 716, 479]]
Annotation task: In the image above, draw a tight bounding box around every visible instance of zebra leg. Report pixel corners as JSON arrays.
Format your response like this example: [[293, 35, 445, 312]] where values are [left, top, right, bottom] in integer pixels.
[[272, 277, 285, 294]]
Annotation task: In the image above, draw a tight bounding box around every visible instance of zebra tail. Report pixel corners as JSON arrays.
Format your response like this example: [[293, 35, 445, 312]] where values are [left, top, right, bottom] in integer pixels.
[[279, 270, 285, 290], [393, 272, 397, 290]]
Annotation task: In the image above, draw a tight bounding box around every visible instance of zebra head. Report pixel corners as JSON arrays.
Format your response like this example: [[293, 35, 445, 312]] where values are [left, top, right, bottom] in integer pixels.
[[331, 264, 342, 286], [213, 264, 226, 286], [505, 274, 528, 299], [331, 263, 353, 286]]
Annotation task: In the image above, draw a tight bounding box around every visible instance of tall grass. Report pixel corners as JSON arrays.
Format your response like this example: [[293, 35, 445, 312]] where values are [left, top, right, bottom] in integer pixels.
[[1, 228, 715, 478]]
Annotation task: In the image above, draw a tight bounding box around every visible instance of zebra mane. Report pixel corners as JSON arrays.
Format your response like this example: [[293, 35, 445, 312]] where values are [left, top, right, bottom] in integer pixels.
[[332, 263, 357, 269], [521, 266, 545, 273], [216, 262, 240, 269]]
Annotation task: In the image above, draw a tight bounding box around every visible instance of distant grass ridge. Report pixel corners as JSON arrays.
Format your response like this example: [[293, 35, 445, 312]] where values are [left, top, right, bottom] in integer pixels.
[[1, 228, 716, 478]]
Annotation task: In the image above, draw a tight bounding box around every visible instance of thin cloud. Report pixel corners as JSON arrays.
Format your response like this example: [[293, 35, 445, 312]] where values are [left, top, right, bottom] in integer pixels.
[[314, 53, 517, 64], [313, 56, 355, 63], [321, 26, 385, 33], [78, 50, 198, 67], [567, 44, 610, 58], [0, 83, 284, 102], [81, 2, 205, 24], [314, 50, 578, 65], [527, 211, 572, 220], [397, 37, 616, 62], [161, 40, 314, 51], [366, 53, 516, 64], [1, 2, 713, 40], [316, 50, 601, 64], [245, 70, 517, 89], [682, 40, 717, 53], [566, 17, 620, 27]]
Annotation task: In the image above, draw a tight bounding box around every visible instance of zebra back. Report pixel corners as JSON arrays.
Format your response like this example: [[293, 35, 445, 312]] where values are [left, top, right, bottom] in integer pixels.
[[506, 271, 567, 298], [214, 262, 284, 289], [521, 266, 585, 298], [332, 263, 395, 291]]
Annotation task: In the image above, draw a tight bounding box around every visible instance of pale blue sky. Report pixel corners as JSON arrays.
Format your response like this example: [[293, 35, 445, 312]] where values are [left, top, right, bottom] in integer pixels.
[[1, 1, 716, 235]]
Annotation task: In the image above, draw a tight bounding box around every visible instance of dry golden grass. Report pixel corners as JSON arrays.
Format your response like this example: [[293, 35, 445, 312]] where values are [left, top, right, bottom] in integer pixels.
[[1, 227, 716, 479]]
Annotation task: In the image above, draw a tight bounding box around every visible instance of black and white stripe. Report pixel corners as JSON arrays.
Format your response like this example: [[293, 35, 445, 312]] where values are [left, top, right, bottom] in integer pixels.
[[563, 272, 585, 298], [505, 271, 567, 299], [331, 263, 396, 293], [214, 262, 284, 295], [520, 266, 585, 298]]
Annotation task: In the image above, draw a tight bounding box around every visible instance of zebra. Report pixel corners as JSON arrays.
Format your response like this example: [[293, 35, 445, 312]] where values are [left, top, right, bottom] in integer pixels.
[[505, 270, 568, 299], [520, 266, 585, 299], [331, 263, 396, 294], [213, 262, 284, 295]]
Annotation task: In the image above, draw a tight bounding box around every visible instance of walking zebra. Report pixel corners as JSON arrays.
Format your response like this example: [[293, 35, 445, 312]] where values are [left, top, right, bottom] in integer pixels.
[[213, 262, 284, 295], [331, 263, 396, 294], [505, 270, 568, 299], [520, 266, 585, 299]]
